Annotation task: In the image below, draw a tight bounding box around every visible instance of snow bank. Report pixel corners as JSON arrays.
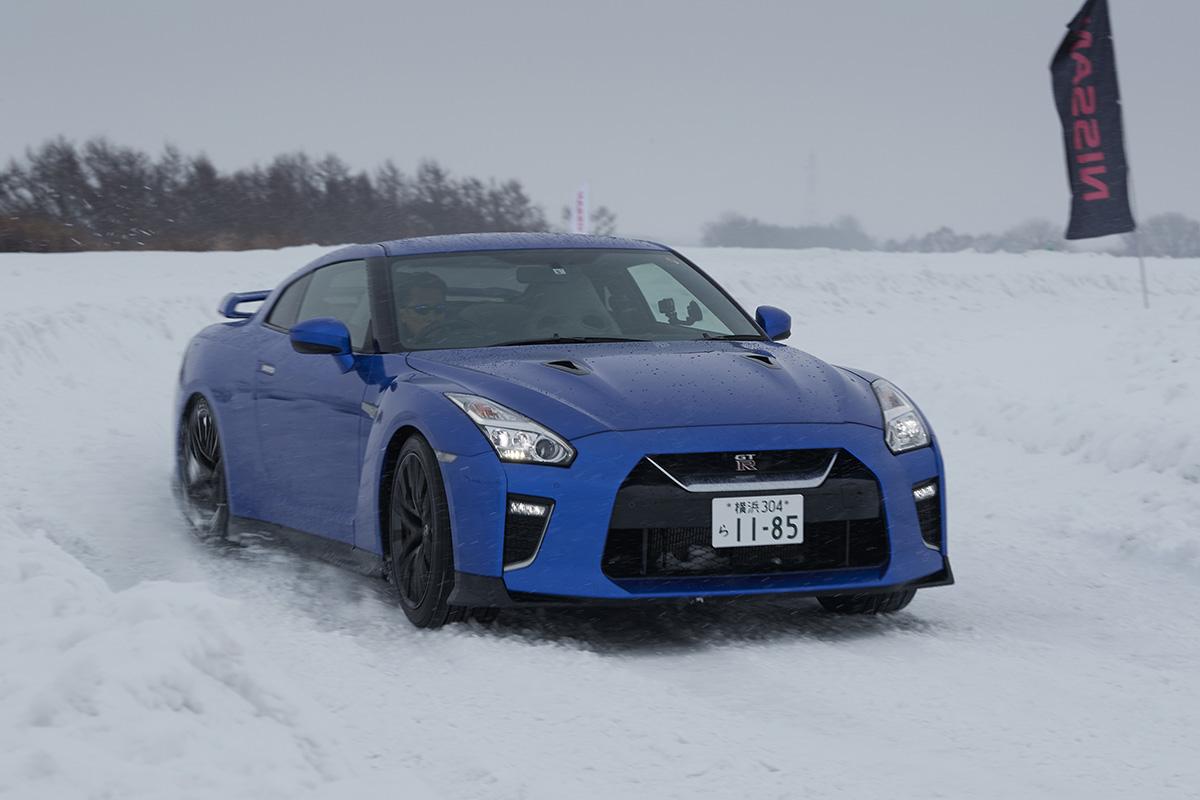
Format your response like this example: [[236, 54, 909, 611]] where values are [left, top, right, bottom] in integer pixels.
[[0, 514, 430, 800]]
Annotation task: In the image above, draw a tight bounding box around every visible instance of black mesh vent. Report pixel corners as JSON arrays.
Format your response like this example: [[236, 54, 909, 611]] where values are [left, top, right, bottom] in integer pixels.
[[915, 481, 942, 550], [602, 450, 889, 579], [603, 519, 887, 578], [504, 495, 553, 569], [826, 452, 876, 480]]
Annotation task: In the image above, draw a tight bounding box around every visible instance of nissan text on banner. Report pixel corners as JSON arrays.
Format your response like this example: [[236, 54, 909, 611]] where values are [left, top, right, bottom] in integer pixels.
[[1050, 0, 1135, 240]]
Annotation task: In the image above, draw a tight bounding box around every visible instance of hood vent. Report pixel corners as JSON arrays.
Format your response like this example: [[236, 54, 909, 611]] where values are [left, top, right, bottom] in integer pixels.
[[742, 353, 780, 369], [544, 359, 590, 376]]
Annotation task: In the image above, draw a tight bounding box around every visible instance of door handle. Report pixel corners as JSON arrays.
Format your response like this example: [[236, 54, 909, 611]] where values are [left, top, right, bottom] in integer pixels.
[[259, 363, 276, 375]]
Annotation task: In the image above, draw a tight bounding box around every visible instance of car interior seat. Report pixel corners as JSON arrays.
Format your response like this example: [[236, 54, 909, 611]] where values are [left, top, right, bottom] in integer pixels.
[[517, 272, 620, 338]]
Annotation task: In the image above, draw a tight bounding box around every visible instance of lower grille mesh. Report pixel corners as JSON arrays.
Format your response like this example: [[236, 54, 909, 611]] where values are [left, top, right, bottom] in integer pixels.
[[603, 519, 887, 578]]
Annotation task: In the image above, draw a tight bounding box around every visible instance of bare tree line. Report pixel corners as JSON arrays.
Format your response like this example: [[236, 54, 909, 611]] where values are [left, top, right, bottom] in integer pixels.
[[703, 212, 1200, 258], [0, 138, 558, 252]]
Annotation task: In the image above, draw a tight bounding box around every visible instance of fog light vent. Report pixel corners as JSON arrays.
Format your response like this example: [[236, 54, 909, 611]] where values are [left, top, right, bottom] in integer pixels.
[[913, 480, 942, 550], [504, 495, 554, 570]]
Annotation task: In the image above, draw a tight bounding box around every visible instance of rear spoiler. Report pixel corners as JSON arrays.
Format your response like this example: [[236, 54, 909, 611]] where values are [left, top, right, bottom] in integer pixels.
[[218, 290, 270, 319]]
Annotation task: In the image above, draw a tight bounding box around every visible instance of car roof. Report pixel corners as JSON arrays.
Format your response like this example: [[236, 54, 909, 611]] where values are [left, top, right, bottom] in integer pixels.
[[307, 232, 668, 269], [377, 232, 669, 258]]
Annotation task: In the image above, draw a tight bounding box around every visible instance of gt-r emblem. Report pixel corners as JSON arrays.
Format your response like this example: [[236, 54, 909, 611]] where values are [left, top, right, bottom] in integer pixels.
[[734, 453, 757, 472]]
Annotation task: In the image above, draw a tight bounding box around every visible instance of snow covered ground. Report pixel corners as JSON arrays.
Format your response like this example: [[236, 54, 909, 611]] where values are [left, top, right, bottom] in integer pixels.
[[1, 245, 1198, 800]]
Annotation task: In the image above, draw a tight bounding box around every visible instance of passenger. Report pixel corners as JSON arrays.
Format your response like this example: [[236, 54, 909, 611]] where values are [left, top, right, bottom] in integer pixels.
[[395, 272, 449, 343]]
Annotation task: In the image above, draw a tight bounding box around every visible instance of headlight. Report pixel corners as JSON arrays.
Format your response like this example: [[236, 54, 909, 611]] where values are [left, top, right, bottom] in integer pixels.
[[871, 379, 930, 454], [445, 393, 575, 466]]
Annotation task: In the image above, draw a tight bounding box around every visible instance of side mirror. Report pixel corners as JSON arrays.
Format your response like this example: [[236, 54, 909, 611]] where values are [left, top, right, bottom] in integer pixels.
[[290, 317, 355, 372], [755, 305, 792, 341]]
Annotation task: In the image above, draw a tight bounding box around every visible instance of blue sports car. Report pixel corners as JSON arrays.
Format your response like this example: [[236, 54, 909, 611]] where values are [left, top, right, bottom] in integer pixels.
[[176, 233, 952, 627]]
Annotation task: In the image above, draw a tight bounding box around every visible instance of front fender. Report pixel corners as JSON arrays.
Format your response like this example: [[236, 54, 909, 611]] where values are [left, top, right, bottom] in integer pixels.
[[353, 365, 507, 568]]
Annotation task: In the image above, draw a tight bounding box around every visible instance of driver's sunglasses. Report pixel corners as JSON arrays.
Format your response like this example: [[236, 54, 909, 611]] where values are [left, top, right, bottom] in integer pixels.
[[401, 303, 448, 316]]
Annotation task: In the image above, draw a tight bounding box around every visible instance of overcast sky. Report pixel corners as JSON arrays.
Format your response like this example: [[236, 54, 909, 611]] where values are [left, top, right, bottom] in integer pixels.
[[2, 0, 1196, 243]]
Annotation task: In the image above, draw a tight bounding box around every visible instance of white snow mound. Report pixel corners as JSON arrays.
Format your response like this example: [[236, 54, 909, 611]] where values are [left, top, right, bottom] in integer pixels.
[[0, 514, 428, 800]]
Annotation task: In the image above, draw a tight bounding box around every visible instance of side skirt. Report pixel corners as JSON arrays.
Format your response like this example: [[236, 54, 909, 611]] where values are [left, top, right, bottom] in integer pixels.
[[229, 516, 385, 579]]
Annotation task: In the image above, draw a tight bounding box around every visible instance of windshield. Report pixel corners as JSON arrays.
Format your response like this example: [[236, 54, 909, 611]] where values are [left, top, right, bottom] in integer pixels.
[[386, 248, 763, 351]]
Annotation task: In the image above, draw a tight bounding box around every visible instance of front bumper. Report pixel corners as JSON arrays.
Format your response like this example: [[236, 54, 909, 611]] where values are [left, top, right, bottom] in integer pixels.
[[449, 561, 954, 607], [439, 422, 950, 604]]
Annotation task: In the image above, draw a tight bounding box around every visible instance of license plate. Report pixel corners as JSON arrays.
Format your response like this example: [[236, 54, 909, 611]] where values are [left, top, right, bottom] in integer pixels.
[[711, 495, 803, 548]]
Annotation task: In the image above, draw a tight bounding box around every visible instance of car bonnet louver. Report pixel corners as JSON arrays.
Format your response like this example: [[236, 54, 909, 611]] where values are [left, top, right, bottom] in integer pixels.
[[741, 352, 780, 369], [543, 359, 590, 375]]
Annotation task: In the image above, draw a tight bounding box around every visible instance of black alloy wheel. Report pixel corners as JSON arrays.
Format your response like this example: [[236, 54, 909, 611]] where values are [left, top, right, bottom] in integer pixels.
[[388, 436, 464, 628], [178, 396, 229, 537]]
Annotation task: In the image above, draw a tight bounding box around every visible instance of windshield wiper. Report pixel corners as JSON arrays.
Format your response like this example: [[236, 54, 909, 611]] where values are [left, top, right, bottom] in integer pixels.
[[487, 336, 649, 347], [700, 333, 768, 341]]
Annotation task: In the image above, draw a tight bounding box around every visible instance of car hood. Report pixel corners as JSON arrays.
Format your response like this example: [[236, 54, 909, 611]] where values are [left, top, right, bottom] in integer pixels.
[[406, 341, 883, 440], [403, 340, 883, 441]]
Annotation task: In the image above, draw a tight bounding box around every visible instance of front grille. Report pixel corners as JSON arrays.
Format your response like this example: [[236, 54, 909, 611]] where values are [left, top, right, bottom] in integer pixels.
[[602, 450, 889, 579], [648, 448, 837, 490]]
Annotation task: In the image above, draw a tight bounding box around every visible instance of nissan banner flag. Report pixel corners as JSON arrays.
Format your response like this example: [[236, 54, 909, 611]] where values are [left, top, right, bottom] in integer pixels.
[[1050, 0, 1135, 240]]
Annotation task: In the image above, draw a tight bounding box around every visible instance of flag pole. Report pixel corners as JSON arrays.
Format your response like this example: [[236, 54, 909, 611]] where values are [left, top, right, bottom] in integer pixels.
[[1122, 113, 1149, 310], [1109, 0, 1149, 309], [1131, 213, 1150, 310]]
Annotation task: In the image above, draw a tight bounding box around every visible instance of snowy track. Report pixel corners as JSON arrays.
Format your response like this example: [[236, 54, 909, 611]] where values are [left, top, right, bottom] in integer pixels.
[[2, 247, 1198, 799]]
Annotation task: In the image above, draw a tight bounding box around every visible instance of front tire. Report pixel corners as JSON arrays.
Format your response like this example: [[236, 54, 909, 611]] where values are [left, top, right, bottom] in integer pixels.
[[177, 396, 230, 538], [818, 589, 916, 615], [387, 436, 464, 629]]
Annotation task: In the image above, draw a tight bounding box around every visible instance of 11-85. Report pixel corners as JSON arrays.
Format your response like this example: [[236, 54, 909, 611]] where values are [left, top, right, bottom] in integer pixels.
[[734, 514, 801, 542]]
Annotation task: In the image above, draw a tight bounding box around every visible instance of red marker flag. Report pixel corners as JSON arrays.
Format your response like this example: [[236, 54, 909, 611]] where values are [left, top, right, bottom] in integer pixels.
[[1050, 0, 1136, 239]]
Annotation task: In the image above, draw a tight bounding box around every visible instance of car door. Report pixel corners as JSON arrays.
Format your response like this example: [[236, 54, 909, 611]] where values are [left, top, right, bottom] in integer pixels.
[[254, 259, 374, 542]]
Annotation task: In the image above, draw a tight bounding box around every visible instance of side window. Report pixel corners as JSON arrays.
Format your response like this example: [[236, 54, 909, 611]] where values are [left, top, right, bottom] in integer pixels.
[[291, 260, 374, 351], [626, 262, 734, 335], [266, 273, 312, 330]]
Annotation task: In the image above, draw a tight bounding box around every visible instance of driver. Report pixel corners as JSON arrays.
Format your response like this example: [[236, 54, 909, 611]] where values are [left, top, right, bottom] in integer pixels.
[[395, 272, 449, 343]]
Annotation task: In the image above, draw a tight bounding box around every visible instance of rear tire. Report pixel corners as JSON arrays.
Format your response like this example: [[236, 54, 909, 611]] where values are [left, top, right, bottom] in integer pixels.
[[387, 435, 465, 629], [818, 589, 916, 615], [177, 396, 230, 538]]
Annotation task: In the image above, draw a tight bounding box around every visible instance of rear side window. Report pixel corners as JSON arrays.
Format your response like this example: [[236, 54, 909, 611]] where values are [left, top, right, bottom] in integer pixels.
[[266, 273, 312, 330], [295, 260, 373, 350]]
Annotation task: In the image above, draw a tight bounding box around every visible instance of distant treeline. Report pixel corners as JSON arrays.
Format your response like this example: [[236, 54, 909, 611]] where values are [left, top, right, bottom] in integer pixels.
[[0, 138, 554, 252], [703, 212, 1200, 258]]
